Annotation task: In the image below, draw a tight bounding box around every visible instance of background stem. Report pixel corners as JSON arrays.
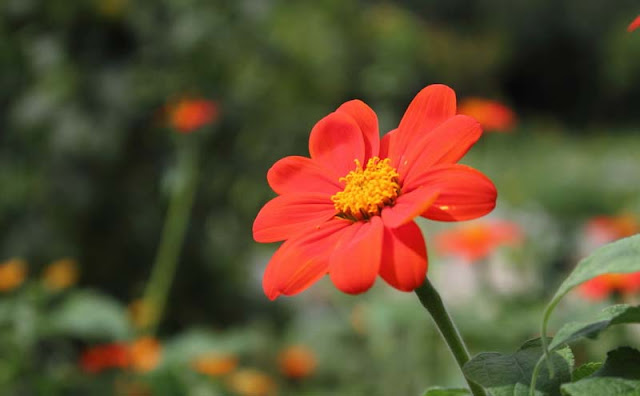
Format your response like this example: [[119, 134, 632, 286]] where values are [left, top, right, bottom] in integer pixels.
[[142, 138, 200, 335], [415, 277, 487, 396]]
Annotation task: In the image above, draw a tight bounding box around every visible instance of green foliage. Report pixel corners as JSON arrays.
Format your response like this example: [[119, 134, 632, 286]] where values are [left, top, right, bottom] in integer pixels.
[[560, 378, 640, 396], [48, 289, 132, 340], [549, 305, 640, 350], [591, 347, 640, 380], [423, 387, 471, 396], [463, 338, 573, 396], [571, 362, 602, 382]]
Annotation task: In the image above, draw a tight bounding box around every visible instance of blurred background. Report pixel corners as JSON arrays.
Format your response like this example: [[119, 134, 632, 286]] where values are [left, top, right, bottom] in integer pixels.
[[1, 1, 639, 395]]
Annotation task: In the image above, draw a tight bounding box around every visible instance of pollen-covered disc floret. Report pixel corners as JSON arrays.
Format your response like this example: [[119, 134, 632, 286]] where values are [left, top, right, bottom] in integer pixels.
[[331, 157, 401, 221]]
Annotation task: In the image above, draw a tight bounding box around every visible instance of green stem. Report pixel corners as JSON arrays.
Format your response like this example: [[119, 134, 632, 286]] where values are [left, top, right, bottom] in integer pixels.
[[415, 277, 487, 396], [142, 138, 200, 335]]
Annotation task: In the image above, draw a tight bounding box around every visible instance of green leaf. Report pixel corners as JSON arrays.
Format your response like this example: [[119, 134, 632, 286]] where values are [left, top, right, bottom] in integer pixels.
[[549, 305, 640, 350], [541, 235, 640, 344], [538, 235, 640, 377], [591, 347, 640, 380], [463, 338, 573, 396], [561, 378, 640, 396], [571, 362, 602, 382], [47, 290, 131, 340], [422, 387, 471, 396]]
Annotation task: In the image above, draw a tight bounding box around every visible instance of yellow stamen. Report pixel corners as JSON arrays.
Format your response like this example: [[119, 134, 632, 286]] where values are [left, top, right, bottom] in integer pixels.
[[331, 157, 400, 221]]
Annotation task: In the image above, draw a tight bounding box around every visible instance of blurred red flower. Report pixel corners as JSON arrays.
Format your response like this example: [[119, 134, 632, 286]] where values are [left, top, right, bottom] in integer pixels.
[[579, 273, 640, 300], [628, 15, 640, 32], [458, 98, 516, 132], [80, 337, 161, 374], [435, 220, 522, 262], [80, 343, 130, 373], [253, 84, 497, 299], [168, 98, 218, 133]]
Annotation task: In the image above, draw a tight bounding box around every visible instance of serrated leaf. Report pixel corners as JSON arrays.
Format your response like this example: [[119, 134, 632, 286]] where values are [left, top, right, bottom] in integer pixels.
[[463, 338, 573, 396], [591, 347, 640, 380], [571, 362, 602, 382], [549, 305, 640, 350], [561, 377, 640, 396], [422, 387, 470, 396], [47, 290, 131, 340]]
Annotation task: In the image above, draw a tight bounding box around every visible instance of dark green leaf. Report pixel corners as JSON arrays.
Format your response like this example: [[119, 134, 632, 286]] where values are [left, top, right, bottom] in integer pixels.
[[591, 347, 640, 380], [463, 338, 573, 396], [561, 378, 640, 396]]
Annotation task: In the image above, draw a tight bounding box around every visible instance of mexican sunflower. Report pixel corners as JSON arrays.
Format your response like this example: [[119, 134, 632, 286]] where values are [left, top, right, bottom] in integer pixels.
[[435, 220, 522, 262], [253, 84, 497, 300], [458, 97, 516, 132], [628, 15, 640, 32]]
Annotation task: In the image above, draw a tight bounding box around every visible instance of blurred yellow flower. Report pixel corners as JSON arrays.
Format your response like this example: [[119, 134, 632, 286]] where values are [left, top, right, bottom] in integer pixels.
[[227, 369, 277, 396], [192, 352, 238, 377], [0, 258, 27, 292], [128, 299, 155, 330], [43, 258, 78, 291], [129, 337, 161, 373]]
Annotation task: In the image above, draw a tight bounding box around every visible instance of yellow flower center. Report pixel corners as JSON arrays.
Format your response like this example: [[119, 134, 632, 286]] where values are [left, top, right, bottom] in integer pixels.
[[331, 157, 401, 221]]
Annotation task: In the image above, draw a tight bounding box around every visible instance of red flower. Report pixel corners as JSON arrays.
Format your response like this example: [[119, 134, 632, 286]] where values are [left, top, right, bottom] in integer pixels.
[[435, 220, 522, 262], [579, 272, 640, 300], [253, 84, 497, 299], [80, 343, 130, 373], [458, 97, 516, 132], [628, 15, 640, 32], [168, 98, 218, 133]]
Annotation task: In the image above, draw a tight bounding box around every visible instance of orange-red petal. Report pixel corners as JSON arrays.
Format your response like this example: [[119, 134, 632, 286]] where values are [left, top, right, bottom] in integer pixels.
[[379, 221, 427, 291], [628, 15, 640, 32], [267, 156, 341, 196], [263, 219, 352, 300], [388, 85, 457, 169], [379, 128, 397, 159], [253, 194, 336, 243], [336, 100, 380, 160], [381, 188, 440, 228], [309, 111, 365, 177], [329, 217, 384, 294], [410, 164, 496, 222], [400, 115, 482, 187]]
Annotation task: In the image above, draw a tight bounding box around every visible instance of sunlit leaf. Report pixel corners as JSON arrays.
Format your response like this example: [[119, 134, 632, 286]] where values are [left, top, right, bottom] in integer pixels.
[[561, 377, 640, 396], [422, 387, 470, 396], [571, 362, 602, 382], [463, 338, 573, 396]]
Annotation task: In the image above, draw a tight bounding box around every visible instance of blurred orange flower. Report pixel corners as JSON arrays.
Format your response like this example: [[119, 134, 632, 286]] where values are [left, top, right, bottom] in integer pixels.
[[42, 258, 78, 291], [81, 343, 130, 373], [458, 97, 516, 132], [192, 352, 238, 377], [168, 98, 219, 133], [227, 369, 277, 396], [579, 272, 640, 300], [582, 214, 637, 248], [0, 258, 27, 292], [628, 15, 640, 32], [129, 337, 161, 373], [435, 220, 523, 262], [277, 345, 316, 379]]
